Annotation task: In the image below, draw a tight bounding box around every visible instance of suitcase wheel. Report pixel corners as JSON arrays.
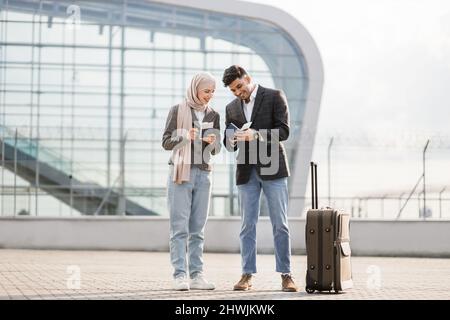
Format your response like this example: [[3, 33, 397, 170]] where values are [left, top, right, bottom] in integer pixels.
[[306, 287, 315, 294]]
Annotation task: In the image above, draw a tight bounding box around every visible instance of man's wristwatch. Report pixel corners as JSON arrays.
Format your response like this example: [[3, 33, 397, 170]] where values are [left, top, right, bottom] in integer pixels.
[[253, 131, 259, 140]]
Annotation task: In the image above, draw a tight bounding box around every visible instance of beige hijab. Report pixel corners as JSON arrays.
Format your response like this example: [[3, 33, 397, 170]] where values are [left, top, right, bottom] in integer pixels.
[[172, 72, 216, 184]]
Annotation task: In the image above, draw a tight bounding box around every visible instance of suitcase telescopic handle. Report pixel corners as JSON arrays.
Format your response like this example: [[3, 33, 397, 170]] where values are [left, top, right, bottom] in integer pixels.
[[310, 162, 318, 209]]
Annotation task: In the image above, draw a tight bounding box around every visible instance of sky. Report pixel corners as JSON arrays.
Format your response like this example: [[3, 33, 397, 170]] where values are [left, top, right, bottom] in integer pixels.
[[248, 0, 450, 136], [247, 0, 450, 216]]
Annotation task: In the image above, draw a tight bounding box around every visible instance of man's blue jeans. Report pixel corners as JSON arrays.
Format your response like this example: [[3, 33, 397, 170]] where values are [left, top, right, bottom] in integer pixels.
[[167, 166, 211, 279], [238, 167, 291, 274]]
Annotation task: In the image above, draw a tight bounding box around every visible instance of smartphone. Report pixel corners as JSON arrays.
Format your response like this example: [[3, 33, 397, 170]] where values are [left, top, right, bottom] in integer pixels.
[[229, 123, 240, 131], [240, 122, 252, 131]]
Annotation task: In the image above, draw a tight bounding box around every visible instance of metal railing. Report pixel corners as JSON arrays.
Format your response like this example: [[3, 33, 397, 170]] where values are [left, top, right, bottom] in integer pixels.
[[1, 183, 449, 219]]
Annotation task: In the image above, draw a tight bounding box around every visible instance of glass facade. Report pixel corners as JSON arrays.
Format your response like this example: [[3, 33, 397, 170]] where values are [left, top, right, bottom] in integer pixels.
[[0, 0, 307, 216]]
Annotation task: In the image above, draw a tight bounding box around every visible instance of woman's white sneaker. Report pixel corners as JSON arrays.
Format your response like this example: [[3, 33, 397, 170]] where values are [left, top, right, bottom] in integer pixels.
[[173, 276, 190, 291], [190, 275, 216, 290]]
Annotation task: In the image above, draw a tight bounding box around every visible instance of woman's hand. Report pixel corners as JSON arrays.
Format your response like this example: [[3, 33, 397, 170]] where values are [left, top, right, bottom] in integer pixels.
[[202, 134, 217, 145], [187, 128, 199, 141]]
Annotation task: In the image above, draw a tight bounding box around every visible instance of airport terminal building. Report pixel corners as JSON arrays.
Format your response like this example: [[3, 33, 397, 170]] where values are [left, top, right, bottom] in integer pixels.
[[0, 0, 323, 217]]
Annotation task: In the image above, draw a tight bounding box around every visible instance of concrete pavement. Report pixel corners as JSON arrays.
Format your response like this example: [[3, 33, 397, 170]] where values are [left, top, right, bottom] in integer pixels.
[[0, 249, 448, 300]]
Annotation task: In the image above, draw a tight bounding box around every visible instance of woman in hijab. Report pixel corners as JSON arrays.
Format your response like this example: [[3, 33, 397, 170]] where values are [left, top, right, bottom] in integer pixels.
[[162, 72, 221, 291]]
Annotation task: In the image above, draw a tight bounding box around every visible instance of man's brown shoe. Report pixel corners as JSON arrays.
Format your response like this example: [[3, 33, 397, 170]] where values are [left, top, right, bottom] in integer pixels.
[[281, 274, 298, 292], [233, 274, 253, 291]]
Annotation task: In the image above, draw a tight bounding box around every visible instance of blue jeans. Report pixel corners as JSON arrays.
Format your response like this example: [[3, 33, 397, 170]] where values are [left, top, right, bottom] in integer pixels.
[[238, 168, 291, 274], [167, 166, 212, 279]]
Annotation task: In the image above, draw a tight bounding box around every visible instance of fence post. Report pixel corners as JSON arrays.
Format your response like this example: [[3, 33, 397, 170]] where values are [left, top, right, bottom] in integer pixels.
[[327, 137, 334, 206], [14, 129, 18, 217], [357, 198, 362, 218], [422, 139, 430, 220], [69, 174, 73, 216], [439, 187, 446, 219]]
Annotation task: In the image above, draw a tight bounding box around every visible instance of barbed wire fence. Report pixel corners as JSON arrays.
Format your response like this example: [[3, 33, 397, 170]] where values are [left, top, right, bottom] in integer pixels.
[[306, 130, 450, 219]]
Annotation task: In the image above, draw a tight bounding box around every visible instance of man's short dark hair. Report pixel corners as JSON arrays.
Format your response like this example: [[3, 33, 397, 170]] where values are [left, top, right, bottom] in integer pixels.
[[222, 65, 248, 87]]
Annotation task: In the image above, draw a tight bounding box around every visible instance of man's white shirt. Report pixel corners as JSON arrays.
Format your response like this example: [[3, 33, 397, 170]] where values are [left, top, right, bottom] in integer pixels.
[[228, 84, 262, 147], [243, 84, 259, 122]]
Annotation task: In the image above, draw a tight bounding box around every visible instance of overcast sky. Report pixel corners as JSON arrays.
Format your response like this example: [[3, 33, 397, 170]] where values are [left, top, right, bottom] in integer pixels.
[[249, 0, 450, 137]]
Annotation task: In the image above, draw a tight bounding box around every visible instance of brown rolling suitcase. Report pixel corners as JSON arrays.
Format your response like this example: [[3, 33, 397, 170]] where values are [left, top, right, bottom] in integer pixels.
[[305, 162, 353, 293]]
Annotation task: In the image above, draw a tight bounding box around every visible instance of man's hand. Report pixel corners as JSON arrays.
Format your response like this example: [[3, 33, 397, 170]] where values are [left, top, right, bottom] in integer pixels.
[[187, 128, 198, 141], [202, 134, 217, 145], [235, 128, 257, 142]]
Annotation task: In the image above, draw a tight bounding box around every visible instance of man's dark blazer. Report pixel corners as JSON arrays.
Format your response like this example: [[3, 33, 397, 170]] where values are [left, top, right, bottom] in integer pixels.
[[223, 85, 290, 185]]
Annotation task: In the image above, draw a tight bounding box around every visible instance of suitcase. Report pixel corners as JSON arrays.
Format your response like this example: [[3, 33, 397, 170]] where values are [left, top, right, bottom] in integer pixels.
[[305, 162, 353, 293]]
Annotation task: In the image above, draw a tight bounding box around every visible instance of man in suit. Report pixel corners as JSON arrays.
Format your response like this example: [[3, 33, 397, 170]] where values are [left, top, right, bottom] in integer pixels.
[[222, 65, 298, 292]]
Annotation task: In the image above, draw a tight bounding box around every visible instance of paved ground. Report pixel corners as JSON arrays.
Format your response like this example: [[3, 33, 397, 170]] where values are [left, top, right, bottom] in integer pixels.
[[0, 249, 449, 300]]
